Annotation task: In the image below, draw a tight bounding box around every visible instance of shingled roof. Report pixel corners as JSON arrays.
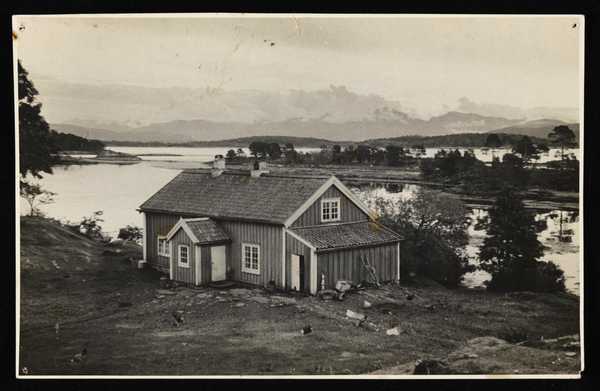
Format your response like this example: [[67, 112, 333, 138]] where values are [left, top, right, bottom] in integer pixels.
[[165, 217, 231, 244], [184, 218, 231, 244], [290, 221, 403, 252], [139, 169, 330, 224]]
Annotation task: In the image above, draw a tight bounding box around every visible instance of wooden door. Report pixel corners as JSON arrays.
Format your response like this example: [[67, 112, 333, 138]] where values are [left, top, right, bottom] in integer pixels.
[[291, 254, 305, 291], [211, 245, 226, 282]]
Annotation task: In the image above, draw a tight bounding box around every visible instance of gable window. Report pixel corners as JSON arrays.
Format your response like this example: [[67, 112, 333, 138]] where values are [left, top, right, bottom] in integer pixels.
[[241, 243, 260, 275], [158, 236, 170, 257], [178, 245, 190, 268], [321, 197, 341, 222]]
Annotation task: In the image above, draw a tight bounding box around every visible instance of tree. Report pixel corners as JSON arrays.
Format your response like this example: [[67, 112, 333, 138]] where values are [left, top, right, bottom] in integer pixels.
[[284, 143, 298, 164], [485, 133, 503, 160], [18, 60, 58, 179], [248, 141, 268, 158], [512, 136, 543, 166], [485, 133, 502, 148], [548, 125, 577, 162], [20, 180, 56, 216], [267, 143, 282, 160], [366, 188, 474, 286], [385, 144, 401, 166], [477, 189, 564, 292], [343, 145, 356, 164], [372, 148, 386, 165], [355, 144, 372, 163], [331, 144, 342, 163]]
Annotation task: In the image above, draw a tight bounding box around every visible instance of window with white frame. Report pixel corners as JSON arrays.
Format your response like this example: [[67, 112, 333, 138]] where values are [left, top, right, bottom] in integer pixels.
[[321, 197, 340, 222], [158, 237, 170, 257], [178, 245, 190, 267], [242, 243, 260, 274]]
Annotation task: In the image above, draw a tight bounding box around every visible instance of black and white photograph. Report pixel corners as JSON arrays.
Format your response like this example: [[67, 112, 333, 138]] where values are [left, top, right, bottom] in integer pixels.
[[14, 13, 584, 378]]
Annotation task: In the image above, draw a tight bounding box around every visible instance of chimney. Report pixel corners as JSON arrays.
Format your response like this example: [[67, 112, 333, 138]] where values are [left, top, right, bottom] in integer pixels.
[[212, 155, 225, 177], [250, 160, 269, 177]]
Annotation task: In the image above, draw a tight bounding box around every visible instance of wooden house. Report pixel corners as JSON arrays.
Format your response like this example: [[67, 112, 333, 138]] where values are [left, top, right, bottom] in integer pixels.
[[138, 158, 402, 294]]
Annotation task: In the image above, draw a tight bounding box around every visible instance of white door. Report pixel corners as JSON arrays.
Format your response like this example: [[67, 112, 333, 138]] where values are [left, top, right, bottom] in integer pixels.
[[211, 245, 226, 282], [291, 254, 301, 291], [195, 246, 202, 285]]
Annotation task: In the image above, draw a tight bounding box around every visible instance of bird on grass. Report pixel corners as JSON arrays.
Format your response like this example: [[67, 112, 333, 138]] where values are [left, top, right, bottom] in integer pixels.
[[172, 311, 184, 326], [69, 347, 88, 365]]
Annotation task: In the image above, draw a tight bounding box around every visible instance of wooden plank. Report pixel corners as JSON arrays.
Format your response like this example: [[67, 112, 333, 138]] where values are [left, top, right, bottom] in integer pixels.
[[220, 220, 282, 287], [145, 212, 181, 270]]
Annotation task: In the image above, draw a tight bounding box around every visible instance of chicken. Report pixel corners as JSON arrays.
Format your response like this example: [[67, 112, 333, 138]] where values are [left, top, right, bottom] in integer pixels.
[[69, 347, 87, 364], [301, 325, 312, 335], [172, 311, 184, 326]]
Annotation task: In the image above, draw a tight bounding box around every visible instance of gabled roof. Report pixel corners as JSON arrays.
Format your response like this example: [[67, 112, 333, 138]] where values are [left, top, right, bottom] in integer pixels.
[[166, 217, 230, 245], [139, 169, 375, 226], [289, 221, 403, 253], [139, 169, 332, 225]]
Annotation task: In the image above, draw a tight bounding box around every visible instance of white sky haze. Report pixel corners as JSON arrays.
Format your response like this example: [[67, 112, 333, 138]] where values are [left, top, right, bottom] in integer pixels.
[[13, 14, 582, 123]]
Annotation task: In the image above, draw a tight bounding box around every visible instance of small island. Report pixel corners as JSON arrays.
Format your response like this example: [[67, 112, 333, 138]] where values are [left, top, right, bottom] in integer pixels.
[[58, 148, 142, 165]]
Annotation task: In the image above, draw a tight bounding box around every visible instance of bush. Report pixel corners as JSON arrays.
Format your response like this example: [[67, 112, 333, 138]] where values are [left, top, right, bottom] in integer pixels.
[[117, 225, 143, 242], [79, 211, 104, 240], [398, 230, 475, 287], [532, 261, 566, 292], [485, 261, 565, 293]]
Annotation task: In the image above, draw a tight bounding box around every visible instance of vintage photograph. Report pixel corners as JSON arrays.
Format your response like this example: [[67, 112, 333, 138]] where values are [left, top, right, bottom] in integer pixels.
[[14, 14, 583, 377]]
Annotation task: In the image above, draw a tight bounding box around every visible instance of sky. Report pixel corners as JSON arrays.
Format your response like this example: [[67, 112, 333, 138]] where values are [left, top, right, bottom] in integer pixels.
[[13, 14, 583, 123]]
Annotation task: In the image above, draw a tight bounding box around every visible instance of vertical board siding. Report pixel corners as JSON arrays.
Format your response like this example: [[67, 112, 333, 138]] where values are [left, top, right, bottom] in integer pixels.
[[170, 228, 196, 284], [145, 212, 182, 272], [285, 233, 312, 293], [317, 243, 398, 289], [219, 221, 283, 287], [291, 185, 369, 227], [200, 246, 212, 285]]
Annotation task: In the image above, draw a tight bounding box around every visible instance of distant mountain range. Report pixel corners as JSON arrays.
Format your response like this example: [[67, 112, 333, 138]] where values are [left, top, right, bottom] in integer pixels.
[[51, 114, 578, 145], [487, 119, 580, 141]]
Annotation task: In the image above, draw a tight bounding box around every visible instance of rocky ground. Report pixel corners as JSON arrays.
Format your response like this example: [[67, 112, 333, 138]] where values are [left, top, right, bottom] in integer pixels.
[[18, 217, 581, 376]]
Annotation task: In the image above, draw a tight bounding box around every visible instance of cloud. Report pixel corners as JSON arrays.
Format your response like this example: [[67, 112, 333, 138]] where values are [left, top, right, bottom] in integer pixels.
[[35, 79, 413, 126]]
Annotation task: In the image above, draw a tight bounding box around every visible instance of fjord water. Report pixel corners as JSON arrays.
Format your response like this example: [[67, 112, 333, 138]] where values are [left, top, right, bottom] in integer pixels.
[[21, 147, 580, 294]]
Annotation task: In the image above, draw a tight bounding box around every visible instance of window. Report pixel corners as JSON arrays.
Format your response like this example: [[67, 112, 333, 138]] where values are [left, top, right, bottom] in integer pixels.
[[241, 243, 260, 275], [321, 198, 340, 222], [158, 237, 170, 257], [178, 245, 190, 267]]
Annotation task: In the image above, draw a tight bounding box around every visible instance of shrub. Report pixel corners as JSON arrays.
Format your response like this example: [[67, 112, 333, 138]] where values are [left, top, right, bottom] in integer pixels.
[[117, 225, 143, 242], [399, 230, 475, 287], [79, 211, 105, 240], [485, 261, 565, 293]]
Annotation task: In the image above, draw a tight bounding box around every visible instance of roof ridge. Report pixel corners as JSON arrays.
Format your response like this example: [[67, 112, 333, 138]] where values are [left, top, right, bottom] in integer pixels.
[[263, 173, 331, 180], [181, 168, 331, 180], [291, 220, 369, 230]]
